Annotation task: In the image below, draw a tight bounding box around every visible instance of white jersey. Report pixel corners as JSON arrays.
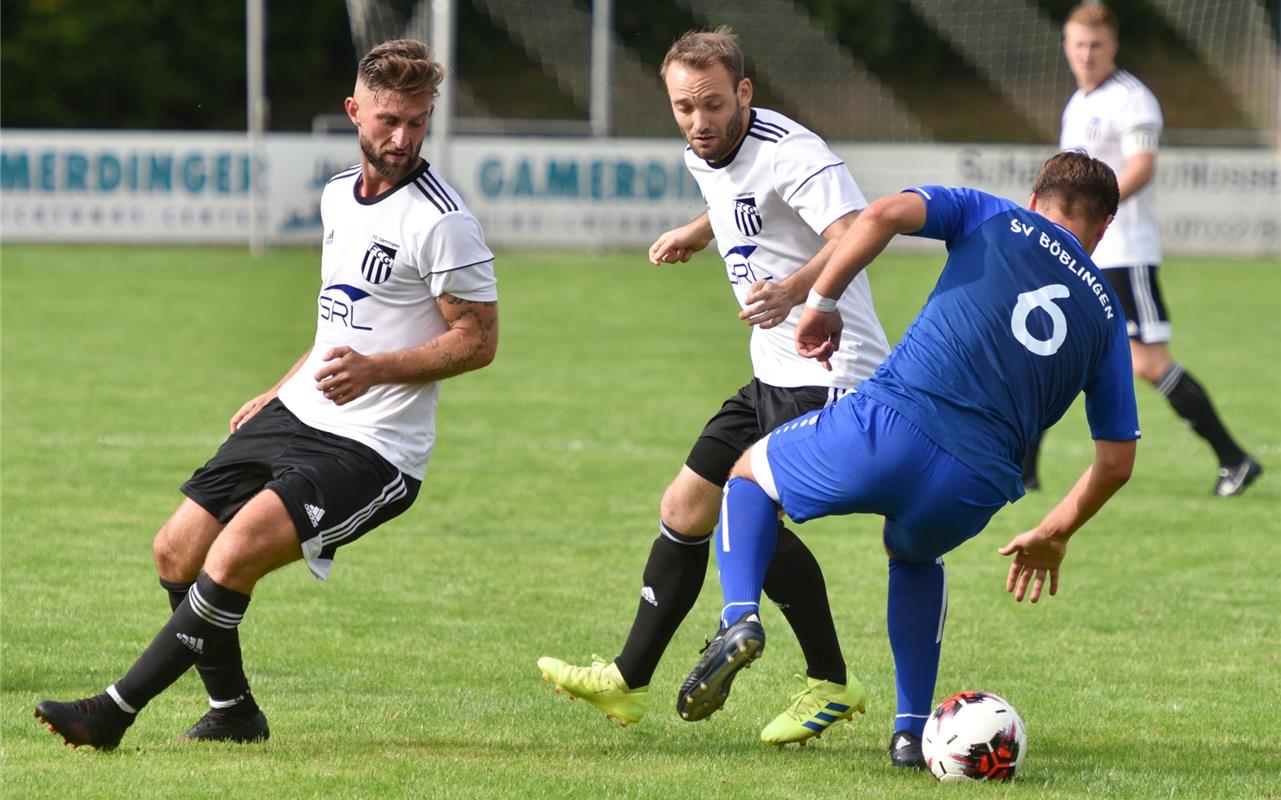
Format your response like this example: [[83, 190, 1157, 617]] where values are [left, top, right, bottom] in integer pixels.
[[1060, 69, 1163, 268], [277, 161, 497, 480], [686, 108, 890, 389]]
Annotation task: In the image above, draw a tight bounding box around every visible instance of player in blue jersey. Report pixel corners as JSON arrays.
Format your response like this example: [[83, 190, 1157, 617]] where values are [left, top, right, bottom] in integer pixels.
[[676, 152, 1139, 758]]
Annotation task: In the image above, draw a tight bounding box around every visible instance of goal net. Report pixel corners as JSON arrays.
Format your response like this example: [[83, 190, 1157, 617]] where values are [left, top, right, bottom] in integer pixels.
[[338, 0, 1278, 147]]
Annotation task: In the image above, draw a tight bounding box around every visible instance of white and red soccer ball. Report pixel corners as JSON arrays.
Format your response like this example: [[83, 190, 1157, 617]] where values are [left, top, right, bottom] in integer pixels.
[[922, 691, 1027, 783]]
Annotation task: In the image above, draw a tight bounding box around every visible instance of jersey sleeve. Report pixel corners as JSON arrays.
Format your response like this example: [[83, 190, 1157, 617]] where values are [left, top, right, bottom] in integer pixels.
[[419, 212, 498, 302], [1118, 85, 1163, 139], [903, 186, 1016, 248], [1083, 318, 1141, 441], [772, 131, 866, 236]]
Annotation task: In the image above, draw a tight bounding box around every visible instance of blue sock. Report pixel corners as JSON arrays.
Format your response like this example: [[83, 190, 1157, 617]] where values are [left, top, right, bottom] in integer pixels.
[[887, 556, 946, 738], [715, 477, 779, 628]]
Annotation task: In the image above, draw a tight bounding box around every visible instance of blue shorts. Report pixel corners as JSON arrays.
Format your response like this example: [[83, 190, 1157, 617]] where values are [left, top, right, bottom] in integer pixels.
[[751, 392, 1007, 562]]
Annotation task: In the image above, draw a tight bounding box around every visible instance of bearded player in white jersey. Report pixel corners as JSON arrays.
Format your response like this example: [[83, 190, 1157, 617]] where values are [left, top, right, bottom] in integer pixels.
[[35, 40, 498, 751], [1023, 3, 1260, 497], [539, 28, 937, 768]]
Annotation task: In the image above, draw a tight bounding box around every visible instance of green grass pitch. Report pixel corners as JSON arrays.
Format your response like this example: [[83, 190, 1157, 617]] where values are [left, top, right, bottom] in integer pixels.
[[2, 244, 1278, 799]]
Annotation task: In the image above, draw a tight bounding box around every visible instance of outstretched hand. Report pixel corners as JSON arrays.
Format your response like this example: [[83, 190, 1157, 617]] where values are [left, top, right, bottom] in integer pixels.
[[997, 528, 1068, 603], [795, 306, 843, 371], [648, 219, 712, 265]]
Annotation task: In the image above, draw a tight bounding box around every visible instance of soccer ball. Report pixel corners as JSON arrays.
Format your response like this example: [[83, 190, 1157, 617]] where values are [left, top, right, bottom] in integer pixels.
[[921, 691, 1026, 783]]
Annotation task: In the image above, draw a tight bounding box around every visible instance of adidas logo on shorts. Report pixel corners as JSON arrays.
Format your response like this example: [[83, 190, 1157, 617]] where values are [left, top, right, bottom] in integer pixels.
[[304, 503, 326, 528]]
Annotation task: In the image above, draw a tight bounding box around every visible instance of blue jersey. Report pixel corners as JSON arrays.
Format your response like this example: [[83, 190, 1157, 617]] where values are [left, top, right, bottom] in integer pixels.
[[856, 187, 1140, 501]]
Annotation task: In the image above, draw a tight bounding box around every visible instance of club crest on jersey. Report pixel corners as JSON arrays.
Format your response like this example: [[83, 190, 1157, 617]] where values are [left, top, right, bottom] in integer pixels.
[[361, 241, 398, 285], [734, 195, 763, 237]]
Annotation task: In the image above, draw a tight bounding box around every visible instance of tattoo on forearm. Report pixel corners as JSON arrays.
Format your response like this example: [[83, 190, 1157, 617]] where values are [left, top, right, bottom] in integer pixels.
[[435, 297, 498, 371]]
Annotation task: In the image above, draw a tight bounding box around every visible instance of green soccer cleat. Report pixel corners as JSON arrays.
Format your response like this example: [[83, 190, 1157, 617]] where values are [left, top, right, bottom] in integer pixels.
[[537, 655, 648, 726], [760, 675, 868, 746]]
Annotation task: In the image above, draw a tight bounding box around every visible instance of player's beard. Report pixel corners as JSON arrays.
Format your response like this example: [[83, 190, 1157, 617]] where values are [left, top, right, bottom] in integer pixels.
[[360, 132, 421, 182], [697, 108, 746, 165]]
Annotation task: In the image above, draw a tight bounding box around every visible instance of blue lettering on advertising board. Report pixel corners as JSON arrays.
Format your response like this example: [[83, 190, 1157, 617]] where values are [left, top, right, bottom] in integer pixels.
[[477, 155, 699, 202], [0, 148, 253, 195]]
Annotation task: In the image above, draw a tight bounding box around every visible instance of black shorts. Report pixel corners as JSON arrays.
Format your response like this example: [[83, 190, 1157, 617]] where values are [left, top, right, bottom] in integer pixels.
[[1106, 265, 1171, 344], [181, 399, 421, 580], [685, 379, 848, 486]]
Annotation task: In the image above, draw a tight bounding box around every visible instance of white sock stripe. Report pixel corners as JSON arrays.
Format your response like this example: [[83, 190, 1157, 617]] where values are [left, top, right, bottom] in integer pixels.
[[188, 585, 244, 629], [896, 712, 931, 719], [208, 694, 246, 709], [658, 521, 712, 545], [189, 584, 244, 625], [721, 601, 757, 625], [719, 485, 732, 553], [319, 474, 408, 548], [936, 558, 948, 645], [1156, 363, 1185, 396], [106, 684, 138, 714]]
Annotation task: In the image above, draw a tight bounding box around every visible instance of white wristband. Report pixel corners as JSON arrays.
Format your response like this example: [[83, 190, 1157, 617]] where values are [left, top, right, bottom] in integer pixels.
[[805, 288, 838, 312]]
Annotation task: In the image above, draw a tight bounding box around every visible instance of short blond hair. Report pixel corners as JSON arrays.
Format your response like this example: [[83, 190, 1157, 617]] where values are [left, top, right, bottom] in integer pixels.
[[660, 27, 745, 85], [1065, 3, 1118, 35], [357, 39, 444, 99]]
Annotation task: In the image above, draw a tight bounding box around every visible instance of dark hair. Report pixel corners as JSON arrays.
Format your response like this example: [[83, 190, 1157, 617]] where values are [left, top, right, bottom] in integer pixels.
[[1032, 150, 1120, 223], [357, 39, 444, 98], [660, 26, 745, 85]]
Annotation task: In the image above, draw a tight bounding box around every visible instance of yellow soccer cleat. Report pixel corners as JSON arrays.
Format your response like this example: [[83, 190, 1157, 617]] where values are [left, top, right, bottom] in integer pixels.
[[537, 655, 648, 726], [760, 675, 867, 746]]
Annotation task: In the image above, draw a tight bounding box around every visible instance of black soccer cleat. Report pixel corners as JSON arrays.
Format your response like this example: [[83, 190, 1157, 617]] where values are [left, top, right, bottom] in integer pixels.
[[676, 613, 765, 722], [890, 730, 927, 770], [34, 694, 135, 751], [1214, 456, 1262, 498], [179, 707, 270, 743]]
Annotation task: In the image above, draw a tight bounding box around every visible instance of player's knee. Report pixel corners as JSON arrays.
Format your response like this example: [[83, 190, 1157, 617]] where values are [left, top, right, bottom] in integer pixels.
[[152, 526, 200, 583], [1129, 343, 1171, 384], [1133, 358, 1165, 384], [659, 487, 716, 538]]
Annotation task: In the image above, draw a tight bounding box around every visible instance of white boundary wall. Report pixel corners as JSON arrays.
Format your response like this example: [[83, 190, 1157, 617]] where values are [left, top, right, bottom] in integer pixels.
[[2, 131, 1277, 257]]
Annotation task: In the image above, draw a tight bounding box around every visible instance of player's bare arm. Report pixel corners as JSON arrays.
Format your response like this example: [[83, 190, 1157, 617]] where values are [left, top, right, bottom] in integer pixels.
[[1115, 150, 1155, 202], [648, 212, 713, 265], [314, 294, 498, 405], [740, 211, 859, 330], [796, 193, 927, 368], [998, 438, 1135, 602], [230, 349, 313, 431]]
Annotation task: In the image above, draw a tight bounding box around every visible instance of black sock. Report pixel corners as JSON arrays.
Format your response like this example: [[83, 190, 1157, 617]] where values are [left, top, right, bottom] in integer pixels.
[[763, 526, 846, 685], [1157, 363, 1246, 467], [1022, 435, 1042, 483], [161, 579, 256, 714], [112, 571, 250, 713], [613, 521, 710, 689]]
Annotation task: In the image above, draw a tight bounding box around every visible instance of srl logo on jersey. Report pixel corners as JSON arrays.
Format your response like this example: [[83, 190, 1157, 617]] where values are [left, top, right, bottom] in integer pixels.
[[319, 284, 373, 331], [725, 245, 764, 286], [734, 194, 763, 237], [361, 240, 398, 285]]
